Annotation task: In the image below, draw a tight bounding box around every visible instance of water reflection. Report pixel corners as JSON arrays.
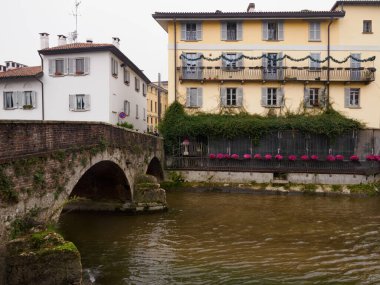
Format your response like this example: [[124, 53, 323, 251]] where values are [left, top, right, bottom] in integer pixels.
[[59, 193, 380, 284]]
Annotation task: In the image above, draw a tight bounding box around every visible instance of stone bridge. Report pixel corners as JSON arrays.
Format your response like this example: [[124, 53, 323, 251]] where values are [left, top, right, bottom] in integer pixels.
[[0, 121, 165, 243]]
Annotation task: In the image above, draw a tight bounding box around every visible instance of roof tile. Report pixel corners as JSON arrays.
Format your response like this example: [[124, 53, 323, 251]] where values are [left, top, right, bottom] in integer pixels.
[[0, 66, 42, 79]]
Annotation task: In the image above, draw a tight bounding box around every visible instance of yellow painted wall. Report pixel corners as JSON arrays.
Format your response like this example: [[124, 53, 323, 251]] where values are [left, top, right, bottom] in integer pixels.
[[147, 84, 168, 131]]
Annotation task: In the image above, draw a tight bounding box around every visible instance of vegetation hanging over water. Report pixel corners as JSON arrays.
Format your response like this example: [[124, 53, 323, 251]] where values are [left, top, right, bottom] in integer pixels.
[[159, 101, 363, 151]]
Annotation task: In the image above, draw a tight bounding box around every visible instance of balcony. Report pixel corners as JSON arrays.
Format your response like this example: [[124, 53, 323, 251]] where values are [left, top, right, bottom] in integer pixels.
[[178, 66, 376, 83]]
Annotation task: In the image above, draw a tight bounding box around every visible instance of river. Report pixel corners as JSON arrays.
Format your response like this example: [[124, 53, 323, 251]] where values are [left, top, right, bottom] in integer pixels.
[[58, 192, 380, 284]]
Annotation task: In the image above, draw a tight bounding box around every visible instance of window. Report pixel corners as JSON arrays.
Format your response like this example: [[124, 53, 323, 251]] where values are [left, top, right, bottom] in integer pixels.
[[150, 100, 153, 112], [310, 53, 321, 70], [69, 94, 90, 111], [226, 88, 237, 106], [3, 92, 16, 109], [345, 88, 360, 108], [227, 22, 237, 40], [181, 22, 202, 41], [142, 83, 147, 96], [55, 59, 64, 75], [23, 91, 36, 109], [136, 104, 139, 119], [123, 68, 130, 85], [221, 88, 243, 107], [309, 88, 319, 106], [143, 108, 146, 121], [124, 100, 130, 115], [363, 20, 372, 33], [186, 88, 203, 108], [111, 58, 118, 77], [262, 88, 284, 107], [135, 77, 140, 92], [267, 88, 277, 106], [263, 21, 284, 41], [155, 102, 157, 112], [223, 53, 243, 70], [309, 22, 321, 41], [75, 58, 84, 74]]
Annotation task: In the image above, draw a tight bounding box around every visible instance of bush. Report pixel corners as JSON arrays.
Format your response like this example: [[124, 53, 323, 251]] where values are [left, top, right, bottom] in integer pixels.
[[117, 122, 134, 130]]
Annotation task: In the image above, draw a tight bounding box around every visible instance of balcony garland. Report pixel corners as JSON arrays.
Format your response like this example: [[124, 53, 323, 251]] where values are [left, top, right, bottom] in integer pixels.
[[179, 54, 376, 64]]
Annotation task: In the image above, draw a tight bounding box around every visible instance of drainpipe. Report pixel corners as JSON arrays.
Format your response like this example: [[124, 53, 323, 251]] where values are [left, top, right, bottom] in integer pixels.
[[174, 18, 177, 102], [37, 53, 45, 120], [327, 17, 334, 109]]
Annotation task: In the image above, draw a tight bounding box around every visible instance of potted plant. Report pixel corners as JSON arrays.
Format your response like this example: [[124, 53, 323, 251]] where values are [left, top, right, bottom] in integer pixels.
[[288, 155, 297, 161], [23, 105, 33, 110], [335, 155, 344, 161], [254, 154, 262, 160], [231, 154, 239, 160], [350, 155, 359, 162], [209, 154, 216, 160]]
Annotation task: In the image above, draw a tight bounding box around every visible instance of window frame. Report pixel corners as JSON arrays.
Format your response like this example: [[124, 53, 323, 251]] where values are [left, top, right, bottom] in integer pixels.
[[309, 88, 320, 107], [185, 23, 197, 41], [363, 20, 372, 34], [135, 77, 140, 92], [267, 22, 279, 41], [75, 58, 85, 75], [309, 22, 321, 41], [3, 91, 16, 110], [349, 88, 360, 108], [123, 67, 130, 85], [226, 22, 238, 41], [124, 100, 130, 116], [111, 58, 118, 78], [55, 59, 65, 76], [226, 88, 237, 107], [267, 88, 278, 107]]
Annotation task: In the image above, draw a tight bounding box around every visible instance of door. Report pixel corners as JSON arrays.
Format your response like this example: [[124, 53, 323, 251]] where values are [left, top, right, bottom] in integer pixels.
[[350, 54, 361, 81]]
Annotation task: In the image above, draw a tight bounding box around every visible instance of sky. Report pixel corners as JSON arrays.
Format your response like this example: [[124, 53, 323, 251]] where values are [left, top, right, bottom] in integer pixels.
[[1, 0, 336, 81]]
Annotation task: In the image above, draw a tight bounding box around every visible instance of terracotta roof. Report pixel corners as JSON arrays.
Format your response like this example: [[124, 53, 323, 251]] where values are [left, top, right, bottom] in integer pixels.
[[39, 43, 151, 83], [0, 66, 42, 80], [332, 1, 380, 10], [153, 10, 345, 20]]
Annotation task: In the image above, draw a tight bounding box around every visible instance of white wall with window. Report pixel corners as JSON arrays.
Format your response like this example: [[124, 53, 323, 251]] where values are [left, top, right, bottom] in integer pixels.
[[0, 79, 42, 120]]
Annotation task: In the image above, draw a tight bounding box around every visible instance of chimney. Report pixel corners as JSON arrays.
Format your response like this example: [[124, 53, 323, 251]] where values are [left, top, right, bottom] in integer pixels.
[[247, 3, 255, 12], [86, 38, 93, 43], [112, 37, 120, 49], [39, 33, 50, 49], [57, 35, 67, 46]]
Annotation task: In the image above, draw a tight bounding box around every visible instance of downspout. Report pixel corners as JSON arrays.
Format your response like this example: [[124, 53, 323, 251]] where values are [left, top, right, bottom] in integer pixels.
[[174, 18, 177, 102], [37, 52, 45, 120], [327, 17, 334, 109]]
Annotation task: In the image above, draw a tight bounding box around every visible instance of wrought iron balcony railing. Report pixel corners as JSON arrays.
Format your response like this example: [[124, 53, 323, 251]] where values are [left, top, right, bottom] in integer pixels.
[[178, 66, 376, 83]]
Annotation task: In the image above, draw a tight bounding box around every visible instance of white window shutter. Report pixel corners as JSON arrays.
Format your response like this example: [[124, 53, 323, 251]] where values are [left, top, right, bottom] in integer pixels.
[[237, 88, 243, 107], [84, 95, 91, 110], [278, 52, 284, 80], [221, 22, 227, 40], [197, 88, 203, 107], [181, 23, 186, 40], [220, 88, 227, 107], [278, 22, 284, 40], [69, 95, 75, 111], [196, 22, 202, 40], [2, 92, 6, 110], [32, 91, 37, 109], [222, 53, 227, 69], [186, 88, 191, 107], [64, 58, 69, 75], [17, 91, 24, 108], [316, 23, 321, 40], [237, 53, 243, 68], [279, 88, 285, 106], [68, 58, 75, 75], [237, 22, 243, 40], [319, 88, 327, 107], [262, 21, 269, 40], [304, 88, 310, 108], [262, 53, 268, 79], [84, 58, 90, 75], [261, 88, 268, 107], [344, 88, 350, 108], [48, 59, 55, 76]]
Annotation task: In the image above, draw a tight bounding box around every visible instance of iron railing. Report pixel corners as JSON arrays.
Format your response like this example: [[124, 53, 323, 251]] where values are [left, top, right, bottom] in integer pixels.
[[179, 66, 376, 83]]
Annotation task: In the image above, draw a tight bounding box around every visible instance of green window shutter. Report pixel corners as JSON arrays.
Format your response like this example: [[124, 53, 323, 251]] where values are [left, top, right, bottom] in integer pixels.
[[84, 58, 90, 74], [196, 22, 202, 40], [237, 22, 243, 40], [278, 22, 284, 40], [181, 23, 186, 40], [237, 88, 243, 107], [186, 88, 191, 107], [344, 88, 350, 108], [304, 88, 311, 108], [48, 59, 55, 76], [262, 21, 268, 40], [220, 88, 227, 107], [261, 88, 268, 107], [197, 88, 203, 107], [221, 22, 227, 40]]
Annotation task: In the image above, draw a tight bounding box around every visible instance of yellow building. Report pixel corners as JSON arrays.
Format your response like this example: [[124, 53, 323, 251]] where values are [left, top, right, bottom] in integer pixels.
[[147, 82, 168, 132], [153, 1, 380, 128]]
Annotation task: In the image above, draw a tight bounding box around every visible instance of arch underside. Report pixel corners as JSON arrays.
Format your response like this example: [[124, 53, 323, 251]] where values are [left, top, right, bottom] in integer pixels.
[[146, 157, 164, 181]]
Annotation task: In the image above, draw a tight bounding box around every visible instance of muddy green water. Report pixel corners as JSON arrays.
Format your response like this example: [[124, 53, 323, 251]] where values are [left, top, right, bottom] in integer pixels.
[[58, 192, 380, 284]]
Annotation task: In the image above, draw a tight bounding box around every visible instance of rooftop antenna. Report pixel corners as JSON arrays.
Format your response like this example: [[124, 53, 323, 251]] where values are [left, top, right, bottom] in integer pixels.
[[70, 0, 81, 42]]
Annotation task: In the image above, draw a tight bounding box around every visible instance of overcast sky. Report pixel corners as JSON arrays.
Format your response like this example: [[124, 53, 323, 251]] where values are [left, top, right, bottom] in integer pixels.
[[1, 0, 335, 81]]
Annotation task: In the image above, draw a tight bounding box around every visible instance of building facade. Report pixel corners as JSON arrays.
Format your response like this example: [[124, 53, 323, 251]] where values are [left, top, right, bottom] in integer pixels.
[[153, 1, 380, 128], [147, 82, 168, 132], [0, 35, 150, 132]]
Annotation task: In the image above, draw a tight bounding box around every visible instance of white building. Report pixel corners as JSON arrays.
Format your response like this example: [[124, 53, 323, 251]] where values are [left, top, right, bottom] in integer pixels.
[[0, 34, 150, 132]]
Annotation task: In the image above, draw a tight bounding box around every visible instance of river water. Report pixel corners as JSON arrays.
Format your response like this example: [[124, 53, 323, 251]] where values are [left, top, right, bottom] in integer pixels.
[[58, 192, 380, 284]]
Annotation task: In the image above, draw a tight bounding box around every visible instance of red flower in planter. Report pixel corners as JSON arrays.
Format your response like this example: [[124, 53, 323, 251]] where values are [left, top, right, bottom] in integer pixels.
[[288, 155, 297, 161], [311, 155, 319, 161], [254, 154, 262, 160], [243, 154, 252, 159], [275, 154, 284, 161], [366, 155, 376, 161], [335, 155, 344, 161], [209, 154, 216, 159], [350, 155, 359, 162], [217, 153, 224, 160], [231, 154, 239, 160], [301, 155, 309, 161], [265, 154, 272, 160], [326, 155, 336, 162], [376, 155, 380, 161], [223, 154, 231, 159]]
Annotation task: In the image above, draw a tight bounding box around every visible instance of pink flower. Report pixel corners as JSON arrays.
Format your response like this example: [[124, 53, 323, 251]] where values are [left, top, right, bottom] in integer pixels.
[[288, 155, 297, 161], [311, 155, 319, 161], [243, 154, 252, 159], [326, 155, 336, 162], [209, 154, 216, 159], [216, 153, 224, 160], [223, 154, 231, 159], [350, 155, 359, 162], [231, 154, 239, 160], [275, 154, 283, 161], [265, 154, 272, 161], [366, 155, 376, 161], [335, 155, 344, 161], [301, 155, 309, 161], [254, 154, 262, 160]]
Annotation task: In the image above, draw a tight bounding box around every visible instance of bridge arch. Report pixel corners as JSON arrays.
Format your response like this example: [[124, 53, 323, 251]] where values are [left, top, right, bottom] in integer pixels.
[[146, 156, 164, 181]]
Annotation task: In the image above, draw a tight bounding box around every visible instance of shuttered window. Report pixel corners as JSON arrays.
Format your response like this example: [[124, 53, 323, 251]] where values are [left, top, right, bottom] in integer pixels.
[[124, 100, 130, 115], [345, 88, 360, 108], [3, 92, 16, 109], [220, 88, 243, 107], [181, 22, 202, 41], [111, 58, 118, 77], [55, 59, 65, 75], [136, 104, 139, 119], [69, 94, 91, 111], [263, 21, 284, 41], [186, 88, 203, 108], [261, 88, 284, 107], [124, 68, 130, 85], [142, 83, 147, 97], [75, 58, 85, 74], [135, 77, 140, 92], [309, 22, 321, 41]]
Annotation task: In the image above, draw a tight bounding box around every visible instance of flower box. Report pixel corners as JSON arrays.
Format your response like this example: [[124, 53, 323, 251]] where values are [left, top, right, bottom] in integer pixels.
[[209, 154, 216, 159], [326, 155, 336, 162], [301, 155, 309, 161], [231, 154, 239, 160], [216, 153, 224, 160], [275, 154, 283, 161], [265, 154, 272, 161], [243, 154, 252, 160], [335, 155, 344, 161], [254, 154, 262, 160], [350, 155, 359, 162], [366, 155, 376, 161]]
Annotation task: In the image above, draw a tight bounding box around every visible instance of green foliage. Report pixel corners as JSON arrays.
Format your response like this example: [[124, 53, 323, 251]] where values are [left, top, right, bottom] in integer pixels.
[[117, 122, 134, 130], [348, 183, 380, 196], [331, 185, 343, 192], [33, 170, 46, 190], [10, 207, 41, 239], [159, 102, 363, 152], [0, 166, 18, 203]]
